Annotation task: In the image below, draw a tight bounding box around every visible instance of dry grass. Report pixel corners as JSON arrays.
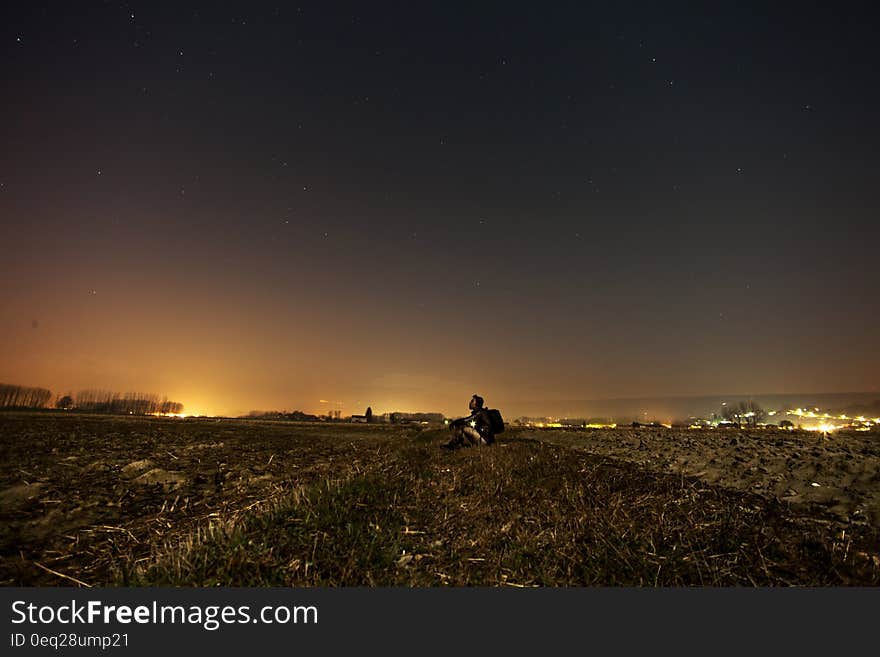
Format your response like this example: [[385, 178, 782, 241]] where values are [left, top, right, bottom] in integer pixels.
[[134, 432, 880, 586], [2, 414, 878, 586]]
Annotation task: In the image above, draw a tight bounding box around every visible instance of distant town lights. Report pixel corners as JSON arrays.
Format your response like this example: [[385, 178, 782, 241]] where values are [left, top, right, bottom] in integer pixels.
[[807, 422, 838, 433]]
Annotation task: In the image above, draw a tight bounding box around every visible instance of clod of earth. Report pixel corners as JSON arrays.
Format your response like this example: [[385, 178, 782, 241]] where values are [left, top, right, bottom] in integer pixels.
[[132, 469, 187, 488]]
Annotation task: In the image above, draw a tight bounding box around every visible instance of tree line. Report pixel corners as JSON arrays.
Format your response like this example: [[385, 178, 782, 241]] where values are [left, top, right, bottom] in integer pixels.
[[68, 390, 184, 415], [1, 383, 183, 415], [0, 383, 53, 409], [720, 400, 766, 427]]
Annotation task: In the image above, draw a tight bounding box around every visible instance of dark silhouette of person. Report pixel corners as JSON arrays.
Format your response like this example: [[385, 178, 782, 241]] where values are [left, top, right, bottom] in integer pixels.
[[443, 394, 495, 449]]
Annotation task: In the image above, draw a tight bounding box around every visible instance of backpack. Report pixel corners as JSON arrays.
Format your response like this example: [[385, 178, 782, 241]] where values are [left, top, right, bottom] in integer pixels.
[[485, 408, 505, 434]]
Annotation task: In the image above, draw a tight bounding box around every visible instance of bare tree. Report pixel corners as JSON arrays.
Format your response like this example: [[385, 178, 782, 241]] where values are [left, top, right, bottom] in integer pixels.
[[721, 400, 765, 427], [72, 389, 183, 415], [0, 383, 53, 408]]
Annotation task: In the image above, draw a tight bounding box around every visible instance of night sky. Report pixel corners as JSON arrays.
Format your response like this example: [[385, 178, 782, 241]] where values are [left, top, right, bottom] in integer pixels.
[[2, 2, 878, 418]]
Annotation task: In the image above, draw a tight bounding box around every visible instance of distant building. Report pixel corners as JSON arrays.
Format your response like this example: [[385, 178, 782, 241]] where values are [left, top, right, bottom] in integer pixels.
[[351, 411, 447, 424], [386, 412, 445, 424], [351, 406, 372, 423]]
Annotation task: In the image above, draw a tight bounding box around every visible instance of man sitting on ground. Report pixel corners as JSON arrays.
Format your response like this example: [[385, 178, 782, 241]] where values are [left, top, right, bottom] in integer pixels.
[[443, 394, 495, 449]]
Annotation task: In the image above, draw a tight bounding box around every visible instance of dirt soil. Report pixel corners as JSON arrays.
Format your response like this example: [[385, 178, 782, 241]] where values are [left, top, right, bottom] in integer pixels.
[[0, 413, 402, 585], [536, 426, 880, 527]]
